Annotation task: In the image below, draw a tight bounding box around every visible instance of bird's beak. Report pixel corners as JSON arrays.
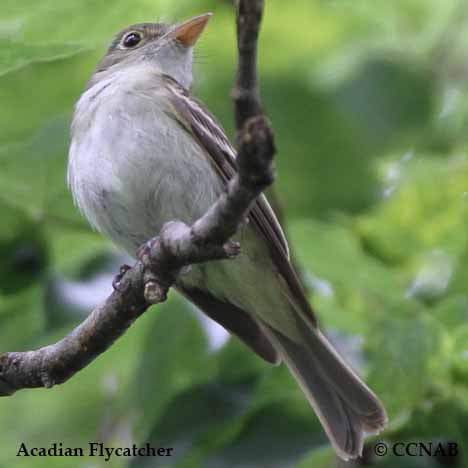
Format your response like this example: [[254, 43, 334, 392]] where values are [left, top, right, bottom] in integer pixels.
[[167, 13, 213, 46]]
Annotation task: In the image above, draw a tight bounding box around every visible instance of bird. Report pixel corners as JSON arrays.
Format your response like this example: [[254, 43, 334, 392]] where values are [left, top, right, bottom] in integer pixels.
[[67, 13, 387, 460]]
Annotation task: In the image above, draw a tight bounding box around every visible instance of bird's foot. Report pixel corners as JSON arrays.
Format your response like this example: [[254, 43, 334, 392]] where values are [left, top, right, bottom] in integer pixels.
[[112, 264, 132, 291], [136, 239, 156, 262]]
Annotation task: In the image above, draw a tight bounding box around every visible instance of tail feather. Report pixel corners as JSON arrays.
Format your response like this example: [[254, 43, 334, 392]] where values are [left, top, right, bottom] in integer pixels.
[[259, 318, 387, 460]]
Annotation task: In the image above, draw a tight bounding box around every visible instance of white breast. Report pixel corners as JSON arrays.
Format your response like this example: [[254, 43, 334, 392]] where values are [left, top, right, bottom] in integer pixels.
[[68, 67, 222, 256]]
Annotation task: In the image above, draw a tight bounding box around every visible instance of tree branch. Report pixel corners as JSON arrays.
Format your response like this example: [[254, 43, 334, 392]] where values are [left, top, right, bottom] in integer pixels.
[[232, 0, 264, 134], [231, 0, 308, 291], [0, 116, 275, 396]]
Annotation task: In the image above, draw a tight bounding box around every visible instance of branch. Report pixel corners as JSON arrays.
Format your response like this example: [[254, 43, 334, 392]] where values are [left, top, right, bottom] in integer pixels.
[[231, 0, 308, 290], [232, 0, 264, 135], [0, 116, 275, 396]]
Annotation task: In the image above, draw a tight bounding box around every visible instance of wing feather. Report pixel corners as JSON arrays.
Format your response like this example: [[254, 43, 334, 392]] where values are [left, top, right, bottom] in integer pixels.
[[163, 75, 317, 329], [177, 285, 280, 364]]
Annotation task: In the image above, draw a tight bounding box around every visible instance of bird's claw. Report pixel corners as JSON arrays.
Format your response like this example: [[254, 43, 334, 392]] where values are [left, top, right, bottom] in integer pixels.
[[112, 264, 132, 291], [136, 239, 156, 261]]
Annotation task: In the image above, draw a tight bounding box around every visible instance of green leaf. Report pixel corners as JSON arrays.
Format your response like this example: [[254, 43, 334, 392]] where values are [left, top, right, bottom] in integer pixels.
[[0, 286, 45, 351], [289, 218, 404, 332], [133, 379, 257, 468], [0, 201, 49, 294], [356, 155, 468, 265], [432, 295, 468, 331], [131, 296, 213, 440], [204, 400, 323, 468], [296, 446, 336, 468], [366, 304, 446, 421], [0, 38, 86, 76]]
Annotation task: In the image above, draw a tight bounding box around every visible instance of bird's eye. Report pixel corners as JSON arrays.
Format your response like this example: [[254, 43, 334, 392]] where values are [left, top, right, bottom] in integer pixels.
[[122, 32, 142, 48]]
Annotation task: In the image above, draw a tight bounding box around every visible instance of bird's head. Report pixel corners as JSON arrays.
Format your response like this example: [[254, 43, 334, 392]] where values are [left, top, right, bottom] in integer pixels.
[[93, 13, 212, 89]]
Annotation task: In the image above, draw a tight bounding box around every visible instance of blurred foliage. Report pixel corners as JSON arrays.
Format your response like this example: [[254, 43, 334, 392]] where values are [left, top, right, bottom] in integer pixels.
[[1, 0, 468, 467]]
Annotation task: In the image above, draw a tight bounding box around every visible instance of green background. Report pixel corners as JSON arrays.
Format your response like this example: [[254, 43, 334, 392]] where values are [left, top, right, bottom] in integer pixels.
[[1, 0, 468, 466]]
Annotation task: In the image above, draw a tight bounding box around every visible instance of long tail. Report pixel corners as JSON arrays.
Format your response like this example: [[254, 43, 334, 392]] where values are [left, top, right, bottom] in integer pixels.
[[259, 314, 388, 460]]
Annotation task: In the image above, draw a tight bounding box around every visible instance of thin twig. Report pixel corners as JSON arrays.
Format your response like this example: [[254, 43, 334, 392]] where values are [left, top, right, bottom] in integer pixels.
[[0, 117, 275, 396], [232, 0, 264, 134], [231, 0, 307, 290]]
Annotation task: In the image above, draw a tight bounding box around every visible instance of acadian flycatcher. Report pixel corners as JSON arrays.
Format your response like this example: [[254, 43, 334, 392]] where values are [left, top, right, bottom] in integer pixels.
[[68, 13, 387, 460]]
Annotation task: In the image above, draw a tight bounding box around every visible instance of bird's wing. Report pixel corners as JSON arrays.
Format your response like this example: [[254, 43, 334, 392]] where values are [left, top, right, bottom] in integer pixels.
[[163, 76, 317, 331], [176, 286, 279, 363]]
